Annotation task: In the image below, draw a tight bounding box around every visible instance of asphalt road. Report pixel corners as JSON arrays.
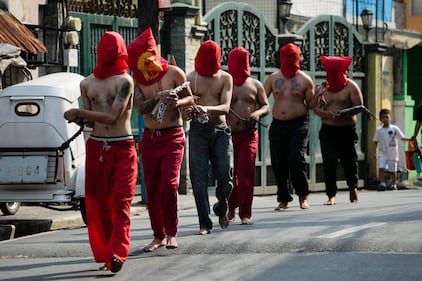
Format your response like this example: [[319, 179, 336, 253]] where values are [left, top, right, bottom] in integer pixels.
[[0, 188, 422, 281]]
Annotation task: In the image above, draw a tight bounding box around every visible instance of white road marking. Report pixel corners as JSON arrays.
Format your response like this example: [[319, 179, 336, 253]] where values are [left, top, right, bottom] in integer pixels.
[[317, 222, 386, 238]]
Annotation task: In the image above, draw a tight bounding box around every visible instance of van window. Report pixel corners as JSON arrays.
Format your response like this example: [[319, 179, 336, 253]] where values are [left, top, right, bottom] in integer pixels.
[[15, 103, 40, 116]]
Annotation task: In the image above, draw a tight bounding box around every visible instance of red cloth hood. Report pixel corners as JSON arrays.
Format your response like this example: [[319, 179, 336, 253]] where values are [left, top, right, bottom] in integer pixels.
[[228, 47, 251, 86], [195, 40, 221, 76], [280, 43, 300, 78], [93, 31, 128, 79], [320, 56, 352, 92], [127, 28, 168, 85]]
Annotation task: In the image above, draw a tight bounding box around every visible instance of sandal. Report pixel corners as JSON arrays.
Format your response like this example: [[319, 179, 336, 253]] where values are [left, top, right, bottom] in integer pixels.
[[110, 256, 124, 273]]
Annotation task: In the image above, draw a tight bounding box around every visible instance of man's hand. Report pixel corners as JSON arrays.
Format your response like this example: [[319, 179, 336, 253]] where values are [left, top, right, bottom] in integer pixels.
[[64, 109, 80, 123]]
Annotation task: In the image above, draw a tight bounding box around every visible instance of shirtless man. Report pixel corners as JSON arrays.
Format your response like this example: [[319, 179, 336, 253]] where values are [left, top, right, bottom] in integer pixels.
[[226, 47, 269, 225], [186, 40, 233, 234], [127, 28, 194, 252], [64, 31, 137, 273], [313, 55, 374, 205], [263, 43, 316, 211]]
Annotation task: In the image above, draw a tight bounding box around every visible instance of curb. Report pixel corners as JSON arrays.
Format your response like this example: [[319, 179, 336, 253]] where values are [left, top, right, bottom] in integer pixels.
[[0, 225, 15, 240]]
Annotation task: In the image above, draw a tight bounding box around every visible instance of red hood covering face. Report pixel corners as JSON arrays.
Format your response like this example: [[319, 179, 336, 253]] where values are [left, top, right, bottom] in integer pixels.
[[93, 31, 129, 79], [228, 47, 251, 86], [280, 43, 300, 78], [127, 28, 168, 85], [320, 56, 352, 92], [195, 40, 221, 76]]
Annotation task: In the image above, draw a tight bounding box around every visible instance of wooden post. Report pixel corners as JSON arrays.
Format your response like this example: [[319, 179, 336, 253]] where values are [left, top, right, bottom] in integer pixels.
[[138, 0, 159, 40]]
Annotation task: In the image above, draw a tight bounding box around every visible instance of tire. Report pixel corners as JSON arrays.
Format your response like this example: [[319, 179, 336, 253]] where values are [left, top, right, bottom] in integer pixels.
[[79, 197, 87, 225], [0, 202, 21, 215]]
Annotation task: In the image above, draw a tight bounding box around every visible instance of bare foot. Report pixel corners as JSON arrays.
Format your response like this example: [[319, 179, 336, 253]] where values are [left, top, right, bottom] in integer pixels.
[[197, 229, 211, 235], [166, 236, 178, 249], [228, 210, 235, 221], [241, 218, 253, 225], [144, 238, 166, 252], [324, 197, 336, 205], [219, 215, 229, 229], [299, 196, 310, 209], [274, 202, 290, 211]]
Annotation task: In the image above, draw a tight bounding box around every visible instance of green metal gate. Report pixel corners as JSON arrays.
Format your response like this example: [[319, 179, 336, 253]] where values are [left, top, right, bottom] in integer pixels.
[[69, 12, 139, 135], [204, 3, 367, 193]]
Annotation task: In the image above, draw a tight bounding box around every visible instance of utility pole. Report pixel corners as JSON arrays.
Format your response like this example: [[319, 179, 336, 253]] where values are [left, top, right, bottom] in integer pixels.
[[138, 0, 159, 41]]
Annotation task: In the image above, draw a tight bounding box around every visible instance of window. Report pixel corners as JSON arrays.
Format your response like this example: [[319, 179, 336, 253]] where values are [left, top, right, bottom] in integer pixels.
[[15, 103, 40, 116]]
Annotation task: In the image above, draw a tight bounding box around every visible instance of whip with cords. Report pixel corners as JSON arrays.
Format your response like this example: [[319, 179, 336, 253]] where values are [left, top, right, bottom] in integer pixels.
[[229, 108, 268, 128]]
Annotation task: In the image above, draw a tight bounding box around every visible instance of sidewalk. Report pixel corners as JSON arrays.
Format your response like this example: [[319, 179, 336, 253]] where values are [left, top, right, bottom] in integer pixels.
[[0, 192, 197, 241]]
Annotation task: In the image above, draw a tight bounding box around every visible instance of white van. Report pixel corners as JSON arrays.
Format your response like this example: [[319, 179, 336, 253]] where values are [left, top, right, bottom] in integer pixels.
[[0, 72, 86, 220]]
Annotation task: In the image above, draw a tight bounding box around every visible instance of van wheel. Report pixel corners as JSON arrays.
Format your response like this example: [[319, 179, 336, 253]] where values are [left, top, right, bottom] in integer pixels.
[[0, 202, 21, 215], [79, 198, 87, 225]]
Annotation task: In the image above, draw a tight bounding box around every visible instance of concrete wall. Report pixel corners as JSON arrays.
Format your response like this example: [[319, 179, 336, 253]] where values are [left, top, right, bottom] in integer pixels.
[[5, 0, 47, 24]]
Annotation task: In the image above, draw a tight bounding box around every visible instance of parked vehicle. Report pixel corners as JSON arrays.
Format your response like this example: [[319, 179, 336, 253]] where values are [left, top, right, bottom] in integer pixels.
[[0, 72, 86, 221], [0, 202, 21, 215]]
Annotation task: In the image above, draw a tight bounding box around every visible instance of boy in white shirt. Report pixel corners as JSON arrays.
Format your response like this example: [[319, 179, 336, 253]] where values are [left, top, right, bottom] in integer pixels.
[[373, 109, 411, 190]]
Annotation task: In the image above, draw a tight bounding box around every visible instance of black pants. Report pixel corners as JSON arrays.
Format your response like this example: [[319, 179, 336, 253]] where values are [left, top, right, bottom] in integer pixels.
[[269, 116, 310, 203], [319, 124, 359, 198]]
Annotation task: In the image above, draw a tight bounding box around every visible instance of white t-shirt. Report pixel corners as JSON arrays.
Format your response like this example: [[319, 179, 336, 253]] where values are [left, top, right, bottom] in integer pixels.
[[373, 124, 405, 161]]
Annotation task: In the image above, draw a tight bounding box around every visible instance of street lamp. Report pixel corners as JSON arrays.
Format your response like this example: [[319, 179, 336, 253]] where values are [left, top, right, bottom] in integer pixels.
[[279, 0, 292, 34], [360, 7, 373, 42], [277, 0, 303, 49]]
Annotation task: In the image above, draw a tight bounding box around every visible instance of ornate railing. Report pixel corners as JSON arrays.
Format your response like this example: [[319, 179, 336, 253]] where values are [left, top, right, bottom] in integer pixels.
[[68, 0, 138, 18]]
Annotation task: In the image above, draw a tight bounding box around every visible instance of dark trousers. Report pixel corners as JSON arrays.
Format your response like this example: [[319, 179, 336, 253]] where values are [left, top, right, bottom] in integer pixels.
[[189, 122, 234, 230], [269, 116, 310, 203], [319, 124, 359, 198]]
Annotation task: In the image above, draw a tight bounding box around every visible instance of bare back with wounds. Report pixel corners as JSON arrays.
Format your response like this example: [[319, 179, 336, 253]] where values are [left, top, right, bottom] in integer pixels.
[[227, 77, 269, 133], [187, 70, 233, 125], [264, 70, 315, 121], [133, 65, 193, 130], [314, 79, 363, 126], [65, 73, 134, 137]]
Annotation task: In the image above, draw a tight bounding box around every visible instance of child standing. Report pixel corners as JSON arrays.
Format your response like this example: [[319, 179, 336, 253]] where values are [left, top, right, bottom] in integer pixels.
[[373, 109, 411, 191]]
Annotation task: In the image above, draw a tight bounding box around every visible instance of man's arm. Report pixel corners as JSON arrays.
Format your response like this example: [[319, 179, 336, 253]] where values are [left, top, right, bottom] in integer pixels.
[[133, 84, 167, 115], [263, 74, 273, 98], [250, 80, 270, 122], [79, 82, 94, 127], [303, 74, 316, 109], [167, 67, 194, 109], [335, 80, 375, 120]]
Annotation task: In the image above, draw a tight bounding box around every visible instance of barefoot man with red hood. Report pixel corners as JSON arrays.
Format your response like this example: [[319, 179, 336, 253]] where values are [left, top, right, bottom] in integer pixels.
[[127, 28, 194, 252], [186, 40, 234, 235], [264, 43, 316, 211], [227, 47, 269, 225], [313, 56, 374, 205]]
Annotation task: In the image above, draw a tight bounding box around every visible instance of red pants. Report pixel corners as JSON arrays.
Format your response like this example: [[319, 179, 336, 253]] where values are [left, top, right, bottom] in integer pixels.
[[85, 137, 137, 266], [139, 127, 185, 239], [228, 129, 258, 219]]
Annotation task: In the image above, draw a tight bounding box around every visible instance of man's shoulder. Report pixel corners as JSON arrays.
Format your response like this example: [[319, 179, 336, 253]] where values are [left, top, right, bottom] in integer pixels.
[[244, 77, 264, 88], [345, 78, 360, 90]]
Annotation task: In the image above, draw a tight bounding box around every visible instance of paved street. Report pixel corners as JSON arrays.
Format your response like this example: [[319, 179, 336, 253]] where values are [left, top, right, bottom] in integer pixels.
[[0, 188, 422, 281]]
